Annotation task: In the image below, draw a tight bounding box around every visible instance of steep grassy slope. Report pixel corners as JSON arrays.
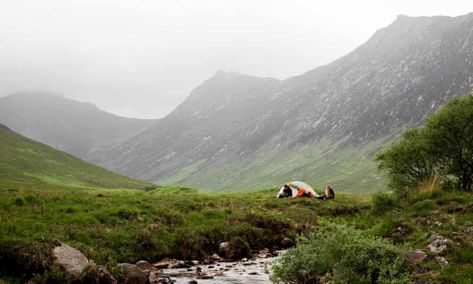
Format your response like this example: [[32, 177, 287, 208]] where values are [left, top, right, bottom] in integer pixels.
[[0, 125, 148, 189]]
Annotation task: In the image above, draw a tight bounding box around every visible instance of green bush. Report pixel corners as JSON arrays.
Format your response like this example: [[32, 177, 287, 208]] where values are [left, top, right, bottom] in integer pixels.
[[272, 222, 411, 284], [371, 193, 397, 214], [376, 94, 473, 194], [14, 197, 25, 206]]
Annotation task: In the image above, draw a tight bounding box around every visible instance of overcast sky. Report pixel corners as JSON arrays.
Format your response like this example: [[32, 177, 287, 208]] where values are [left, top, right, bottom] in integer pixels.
[[0, 0, 471, 118]]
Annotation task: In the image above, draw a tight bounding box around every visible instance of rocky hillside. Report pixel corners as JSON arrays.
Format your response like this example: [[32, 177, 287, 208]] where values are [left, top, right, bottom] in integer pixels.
[[94, 13, 473, 191], [0, 92, 157, 161]]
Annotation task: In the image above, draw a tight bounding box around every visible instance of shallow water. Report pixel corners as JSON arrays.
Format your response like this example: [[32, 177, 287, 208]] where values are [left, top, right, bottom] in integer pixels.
[[160, 254, 280, 284]]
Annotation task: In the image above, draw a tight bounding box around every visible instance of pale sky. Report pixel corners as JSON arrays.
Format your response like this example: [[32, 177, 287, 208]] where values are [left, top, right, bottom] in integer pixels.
[[0, 0, 472, 118]]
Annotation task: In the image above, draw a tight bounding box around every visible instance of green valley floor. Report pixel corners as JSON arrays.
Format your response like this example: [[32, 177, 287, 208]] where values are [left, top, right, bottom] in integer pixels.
[[0, 185, 472, 283]]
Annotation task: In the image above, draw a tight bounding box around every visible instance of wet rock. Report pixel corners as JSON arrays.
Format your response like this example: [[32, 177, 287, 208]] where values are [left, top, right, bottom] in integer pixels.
[[219, 241, 230, 249], [148, 270, 160, 284], [136, 260, 152, 271], [117, 263, 148, 284], [154, 259, 190, 269], [256, 248, 270, 258], [196, 274, 214, 280], [281, 237, 295, 248], [435, 256, 449, 268], [218, 238, 251, 260], [52, 243, 89, 283], [82, 264, 117, 284], [154, 260, 172, 269], [211, 253, 222, 261], [169, 261, 190, 269], [406, 249, 428, 265], [157, 276, 174, 283]]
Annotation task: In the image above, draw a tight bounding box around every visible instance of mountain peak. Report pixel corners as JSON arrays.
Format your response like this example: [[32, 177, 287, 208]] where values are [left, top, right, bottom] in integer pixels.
[[0, 124, 11, 132], [211, 70, 250, 79]]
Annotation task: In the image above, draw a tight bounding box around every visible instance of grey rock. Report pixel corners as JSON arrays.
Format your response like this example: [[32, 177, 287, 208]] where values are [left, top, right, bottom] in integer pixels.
[[82, 264, 117, 284], [428, 239, 451, 255], [136, 260, 152, 271], [281, 237, 296, 247], [427, 233, 452, 255], [428, 232, 443, 243], [406, 249, 428, 265], [117, 263, 148, 284], [52, 243, 89, 283], [435, 256, 449, 268], [148, 270, 160, 284], [219, 242, 229, 250], [218, 239, 251, 260]]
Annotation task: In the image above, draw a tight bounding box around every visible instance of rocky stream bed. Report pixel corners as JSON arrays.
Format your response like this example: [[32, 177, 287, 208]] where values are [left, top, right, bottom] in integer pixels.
[[157, 252, 281, 284]]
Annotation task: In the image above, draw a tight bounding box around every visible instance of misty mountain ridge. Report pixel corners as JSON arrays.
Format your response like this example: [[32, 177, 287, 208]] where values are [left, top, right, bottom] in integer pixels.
[[87, 13, 473, 191], [2, 13, 472, 192], [0, 92, 157, 161]]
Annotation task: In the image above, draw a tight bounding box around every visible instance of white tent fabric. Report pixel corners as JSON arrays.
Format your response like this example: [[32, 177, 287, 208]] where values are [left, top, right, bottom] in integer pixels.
[[276, 181, 322, 198]]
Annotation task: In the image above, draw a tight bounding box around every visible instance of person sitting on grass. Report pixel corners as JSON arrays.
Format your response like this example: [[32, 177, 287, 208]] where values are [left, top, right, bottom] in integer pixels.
[[324, 185, 335, 200]]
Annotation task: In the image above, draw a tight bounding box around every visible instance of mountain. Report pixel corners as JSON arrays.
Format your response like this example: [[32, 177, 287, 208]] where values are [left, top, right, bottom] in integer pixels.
[[94, 13, 473, 192], [0, 92, 157, 161], [0, 124, 149, 189]]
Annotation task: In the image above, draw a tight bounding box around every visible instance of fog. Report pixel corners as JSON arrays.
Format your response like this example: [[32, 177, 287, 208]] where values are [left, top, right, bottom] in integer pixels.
[[0, 0, 471, 118]]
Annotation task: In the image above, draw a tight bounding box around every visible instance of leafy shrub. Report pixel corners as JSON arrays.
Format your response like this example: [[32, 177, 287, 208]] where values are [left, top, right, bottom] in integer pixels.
[[376, 94, 473, 194], [0, 239, 62, 281], [272, 222, 411, 283], [14, 197, 25, 206], [31, 265, 64, 284], [371, 193, 397, 214]]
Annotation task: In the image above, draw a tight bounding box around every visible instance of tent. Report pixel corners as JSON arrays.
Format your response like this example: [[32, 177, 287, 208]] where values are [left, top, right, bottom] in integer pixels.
[[276, 181, 322, 198]]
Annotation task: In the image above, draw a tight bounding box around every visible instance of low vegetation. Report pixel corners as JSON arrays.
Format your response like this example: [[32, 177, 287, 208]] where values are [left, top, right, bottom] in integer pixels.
[[1, 183, 472, 283], [0, 186, 369, 282], [272, 222, 410, 283]]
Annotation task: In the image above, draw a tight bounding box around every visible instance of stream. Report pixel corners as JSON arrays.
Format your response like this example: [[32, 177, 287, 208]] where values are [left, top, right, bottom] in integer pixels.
[[158, 252, 282, 284]]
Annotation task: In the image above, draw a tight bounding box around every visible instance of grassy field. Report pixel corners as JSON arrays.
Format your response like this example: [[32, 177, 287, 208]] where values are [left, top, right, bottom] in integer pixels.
[[0, 184, 472, 283], [0, 186, 369, 263]]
